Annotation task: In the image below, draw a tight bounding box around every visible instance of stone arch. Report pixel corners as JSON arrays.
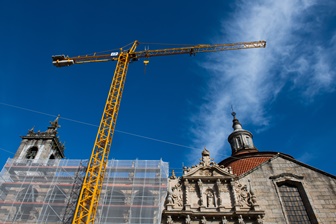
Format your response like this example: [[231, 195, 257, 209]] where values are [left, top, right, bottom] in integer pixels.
[[17, 185, 38, 202], [40, 187, 66, 222], [14, 186, 38, 221], [130, 190, 155, 223], [45, 186, 66, 204], [133, 189, 155, 205], [25, 146, 38, 159], [100, 190, 126, 223]]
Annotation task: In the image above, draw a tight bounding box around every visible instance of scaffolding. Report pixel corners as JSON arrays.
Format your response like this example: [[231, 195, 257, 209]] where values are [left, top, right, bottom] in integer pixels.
[[0, 158, 169, 224]]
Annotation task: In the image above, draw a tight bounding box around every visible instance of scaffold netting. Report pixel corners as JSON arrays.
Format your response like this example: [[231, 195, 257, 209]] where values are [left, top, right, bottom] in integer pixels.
[[0, 159, 169, 224]]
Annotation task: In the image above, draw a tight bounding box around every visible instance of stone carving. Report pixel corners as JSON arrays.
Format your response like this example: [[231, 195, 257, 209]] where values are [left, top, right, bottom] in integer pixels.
[[205, 190, 215, 207], [170, 170, 177, 179], [257, 215, 263, 224], [235, 181, 254, 208], [201, 216, 207, 224], [197, 179, 203, 191], [197, 179, 204, 206], [238, 215, 245, 224], [221, 216, 227, 224], [189, 184, 196, 192], [248, 180, 257, 206], [128, 172, 134, 180], [171, 184, 183, 207], [185, 215, 191, 224], [166, 192, 173, 205], [215, 179, 222, 206], [184, 179, 189, 204], [167, 215, 174, 224], [199, 196, 204, 206], [123, 210, 130, 223], [269, 173, 304, 180], [124, 197, 131, 205]]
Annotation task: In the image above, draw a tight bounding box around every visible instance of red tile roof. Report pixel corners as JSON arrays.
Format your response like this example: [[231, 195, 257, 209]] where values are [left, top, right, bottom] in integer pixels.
[[227, 156, 272, 176]]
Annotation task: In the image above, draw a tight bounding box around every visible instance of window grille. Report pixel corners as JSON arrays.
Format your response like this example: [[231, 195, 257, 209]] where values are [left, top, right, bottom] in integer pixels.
[[278, 182, 316, 224]]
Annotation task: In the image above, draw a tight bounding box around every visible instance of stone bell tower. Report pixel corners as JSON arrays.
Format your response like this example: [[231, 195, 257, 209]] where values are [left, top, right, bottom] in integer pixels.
[[13, 115, 65, 161]]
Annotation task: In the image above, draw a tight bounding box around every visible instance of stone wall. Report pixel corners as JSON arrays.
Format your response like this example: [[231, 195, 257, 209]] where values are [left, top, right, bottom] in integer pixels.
[[239, 156, 336, 224]]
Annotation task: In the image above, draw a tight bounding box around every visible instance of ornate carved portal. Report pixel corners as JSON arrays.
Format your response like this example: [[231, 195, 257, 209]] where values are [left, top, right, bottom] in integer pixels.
[[163, 148, 264, 224]]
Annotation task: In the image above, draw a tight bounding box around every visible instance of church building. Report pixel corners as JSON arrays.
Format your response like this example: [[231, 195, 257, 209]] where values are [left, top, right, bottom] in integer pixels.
[[161, 112, 336, 224]]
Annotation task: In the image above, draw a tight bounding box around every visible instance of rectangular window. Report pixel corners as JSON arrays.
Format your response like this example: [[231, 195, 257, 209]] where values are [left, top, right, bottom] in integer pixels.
[[278, 184, 311, 224]]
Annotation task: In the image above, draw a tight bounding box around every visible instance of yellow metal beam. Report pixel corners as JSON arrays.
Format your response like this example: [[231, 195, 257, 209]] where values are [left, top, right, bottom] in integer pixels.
[[71, 41, 139, 224]]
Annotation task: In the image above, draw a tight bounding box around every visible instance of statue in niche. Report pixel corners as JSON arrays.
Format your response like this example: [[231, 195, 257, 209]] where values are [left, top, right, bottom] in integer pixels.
[[185, 215, 191, 224], [206, 191, 215, 207]]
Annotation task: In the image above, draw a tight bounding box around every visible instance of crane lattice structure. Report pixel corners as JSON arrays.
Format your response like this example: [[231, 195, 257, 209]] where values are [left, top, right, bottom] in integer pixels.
[[52, 40, 266, 224]]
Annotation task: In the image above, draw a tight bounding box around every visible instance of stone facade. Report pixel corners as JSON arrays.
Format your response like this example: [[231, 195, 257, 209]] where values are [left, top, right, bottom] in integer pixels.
[[162, 148, 265, 224]]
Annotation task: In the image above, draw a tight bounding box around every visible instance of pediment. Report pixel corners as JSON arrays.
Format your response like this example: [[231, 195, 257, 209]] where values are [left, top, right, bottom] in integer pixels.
[[183, 164, 235, 179]]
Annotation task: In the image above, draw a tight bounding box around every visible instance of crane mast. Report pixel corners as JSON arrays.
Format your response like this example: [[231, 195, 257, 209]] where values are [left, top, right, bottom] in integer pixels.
[[52, 40, 266, 224]]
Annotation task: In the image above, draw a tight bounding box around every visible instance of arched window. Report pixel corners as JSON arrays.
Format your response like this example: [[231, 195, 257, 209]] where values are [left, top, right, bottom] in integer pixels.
[[131, 190, 155, 223], [26, 146, 38, 159], [100, 190, 126, 223], [18, 185, 38, 202], [14, 186, 38, 221], [40, 187, 66, 222], [277, 181, 317, 224]]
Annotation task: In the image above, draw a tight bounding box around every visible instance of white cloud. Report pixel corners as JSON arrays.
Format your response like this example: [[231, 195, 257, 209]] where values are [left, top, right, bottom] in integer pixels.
[[189, 0, 336, 163]]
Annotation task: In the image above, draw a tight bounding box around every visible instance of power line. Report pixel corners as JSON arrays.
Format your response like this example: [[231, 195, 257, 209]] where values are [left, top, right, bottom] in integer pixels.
[[0, 102, 200, 151]]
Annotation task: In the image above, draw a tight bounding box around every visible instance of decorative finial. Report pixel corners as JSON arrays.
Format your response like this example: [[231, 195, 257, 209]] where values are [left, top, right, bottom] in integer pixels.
[[170, 170, 177, 179], [50, 114, 61, 129], [28, 126, 35, 134], [202, 147, 210, 156]]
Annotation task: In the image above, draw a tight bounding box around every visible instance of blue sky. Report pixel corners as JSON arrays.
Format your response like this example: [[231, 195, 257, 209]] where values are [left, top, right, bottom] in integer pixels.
[[0, 0, 335, 176]]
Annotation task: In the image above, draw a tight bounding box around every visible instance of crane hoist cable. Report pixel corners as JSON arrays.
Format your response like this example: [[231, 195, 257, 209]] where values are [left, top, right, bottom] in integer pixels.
[[52, 39, 266, 224]]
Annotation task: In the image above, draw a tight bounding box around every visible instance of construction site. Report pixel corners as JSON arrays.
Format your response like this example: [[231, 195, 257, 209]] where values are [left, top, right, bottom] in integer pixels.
[[0, 40, 267, 224]]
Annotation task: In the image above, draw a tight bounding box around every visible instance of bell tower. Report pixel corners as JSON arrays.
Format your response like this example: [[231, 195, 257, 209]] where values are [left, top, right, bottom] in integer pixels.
[[13, 115, 65, 161], [228, 112, 258, 156]]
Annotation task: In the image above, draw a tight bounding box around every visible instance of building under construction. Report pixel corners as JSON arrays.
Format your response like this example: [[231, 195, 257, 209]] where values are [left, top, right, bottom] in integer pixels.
[[0, 119, 168, 223]]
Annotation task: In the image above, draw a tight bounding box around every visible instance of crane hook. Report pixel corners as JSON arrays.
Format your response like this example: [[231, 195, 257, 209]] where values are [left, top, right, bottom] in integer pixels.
[[143, 60, 149, 74]]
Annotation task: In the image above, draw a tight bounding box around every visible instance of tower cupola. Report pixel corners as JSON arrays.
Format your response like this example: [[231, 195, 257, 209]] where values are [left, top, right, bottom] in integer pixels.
[[228, 112, 258, 156]]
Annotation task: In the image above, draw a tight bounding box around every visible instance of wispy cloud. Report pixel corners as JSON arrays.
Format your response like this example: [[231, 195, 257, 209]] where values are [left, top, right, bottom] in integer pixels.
[[189, 0, 336, 163]]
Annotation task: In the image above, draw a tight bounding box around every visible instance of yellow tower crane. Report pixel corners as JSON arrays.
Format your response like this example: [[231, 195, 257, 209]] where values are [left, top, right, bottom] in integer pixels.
[[52, 40, 266, 224]]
